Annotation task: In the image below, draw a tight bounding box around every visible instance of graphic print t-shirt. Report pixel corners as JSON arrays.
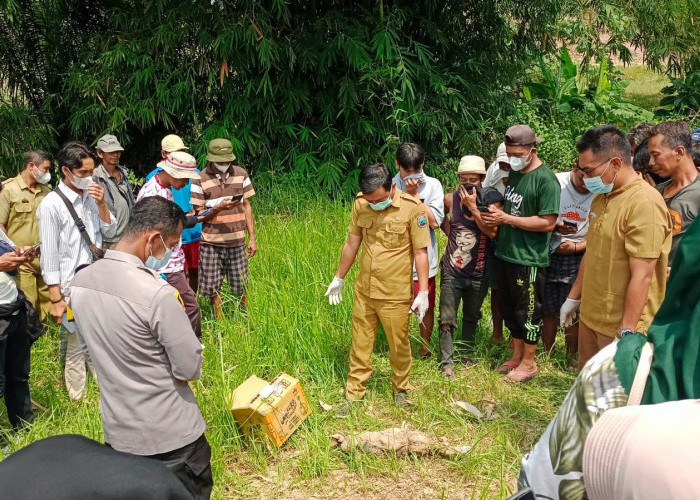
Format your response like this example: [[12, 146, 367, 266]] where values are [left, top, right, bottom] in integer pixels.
[[550, 171, 595, 252], [495, 164, 560, 267]]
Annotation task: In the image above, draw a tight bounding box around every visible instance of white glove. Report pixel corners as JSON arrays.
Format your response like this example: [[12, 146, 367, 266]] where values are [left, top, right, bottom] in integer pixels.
[[410, 290, 430, 323], [325, 277, 344, 305], [560, 298, 581, 328]]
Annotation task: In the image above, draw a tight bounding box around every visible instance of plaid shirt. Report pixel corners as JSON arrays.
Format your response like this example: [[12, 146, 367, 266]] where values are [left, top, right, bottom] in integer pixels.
[[190, 165, 255, 247]]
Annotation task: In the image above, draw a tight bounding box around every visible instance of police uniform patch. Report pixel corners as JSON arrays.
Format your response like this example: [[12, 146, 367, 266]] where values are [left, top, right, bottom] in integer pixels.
[[417, 215, 427, 227]]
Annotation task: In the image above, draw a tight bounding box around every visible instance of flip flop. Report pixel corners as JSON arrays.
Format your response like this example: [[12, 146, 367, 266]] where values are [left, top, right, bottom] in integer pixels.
[[504, 368, 539, 384], [441, 367, 455, 378], [496, 360, 519, 374]]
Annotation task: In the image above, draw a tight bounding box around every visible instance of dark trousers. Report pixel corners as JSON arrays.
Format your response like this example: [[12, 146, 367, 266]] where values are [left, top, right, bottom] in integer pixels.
[[495, 258, 544, 345], [166, 270, 202, 338], [146, 434, 213, 500], [0, 309, 34, 429], [438, 273, 488, 368]]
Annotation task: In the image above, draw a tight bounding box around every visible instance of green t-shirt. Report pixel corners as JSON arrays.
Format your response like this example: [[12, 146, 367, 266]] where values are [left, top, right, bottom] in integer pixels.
[[495, 164, 560, 267]]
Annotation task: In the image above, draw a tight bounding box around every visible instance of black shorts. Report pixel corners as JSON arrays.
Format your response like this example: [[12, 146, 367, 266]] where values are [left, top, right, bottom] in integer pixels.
[[495, 257, 545, 345], [542, 253, 583, 316]]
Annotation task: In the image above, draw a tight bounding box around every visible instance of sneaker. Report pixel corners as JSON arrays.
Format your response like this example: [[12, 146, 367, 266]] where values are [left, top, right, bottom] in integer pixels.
[[335, 399, 362, 418], [393, 391, 412, 408]]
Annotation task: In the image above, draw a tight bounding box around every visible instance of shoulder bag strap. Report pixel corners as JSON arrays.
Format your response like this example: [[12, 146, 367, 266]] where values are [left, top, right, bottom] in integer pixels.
[[627, 342, 655, 406], [53, 187, 103, 258]]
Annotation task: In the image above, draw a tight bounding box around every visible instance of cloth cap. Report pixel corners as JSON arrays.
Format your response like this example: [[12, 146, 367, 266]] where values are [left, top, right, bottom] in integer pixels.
[[159, 151, 200, 180], [206, 139, 236, 162], [161, 134, 187, 153], [481, 187, 505, 206], [505, 125, 543, 146], [496, 142, 508, 164], [457, 155, 486, 175], [96, 134, 124, 153]]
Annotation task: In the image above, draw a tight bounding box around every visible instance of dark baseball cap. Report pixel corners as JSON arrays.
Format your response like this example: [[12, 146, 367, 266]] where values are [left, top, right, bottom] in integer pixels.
[[482, 187, 505, 206], [505, 125, 544, 146]]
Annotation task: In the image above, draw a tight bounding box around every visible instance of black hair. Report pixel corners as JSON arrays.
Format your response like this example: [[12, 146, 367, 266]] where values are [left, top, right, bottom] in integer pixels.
[[122, 197, 186, 240], [627, 122, 654, 151], [23, 150, 51, 169], [576, 125, 631, 162], [650, 120, 692, 154], [692, 142, 700, 169], [396, 142, 425, 171], [57, 142, 93, 179], [632, 137, 651, 173], [359, 163, 392, 194]]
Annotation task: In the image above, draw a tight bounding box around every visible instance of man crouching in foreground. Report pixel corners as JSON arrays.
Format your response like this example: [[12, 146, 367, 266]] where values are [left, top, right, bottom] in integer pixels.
[[68, 197, 212, 499]]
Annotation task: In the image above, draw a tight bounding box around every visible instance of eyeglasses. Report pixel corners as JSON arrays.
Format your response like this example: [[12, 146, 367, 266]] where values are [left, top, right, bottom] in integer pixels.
[[574, 157, 617, 177]]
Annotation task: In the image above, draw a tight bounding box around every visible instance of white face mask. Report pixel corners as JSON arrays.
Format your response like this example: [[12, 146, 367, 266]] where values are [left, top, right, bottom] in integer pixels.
[[508, 150, 532, 172], [213, 162, 230, 173], [69, 171, 93, 190], [33, 166, 51, 185]]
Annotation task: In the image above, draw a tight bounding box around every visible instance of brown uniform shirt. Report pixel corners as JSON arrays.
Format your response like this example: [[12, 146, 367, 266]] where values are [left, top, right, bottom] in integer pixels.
[[0, 174, 50, 246], [348, 189, 430, 301]]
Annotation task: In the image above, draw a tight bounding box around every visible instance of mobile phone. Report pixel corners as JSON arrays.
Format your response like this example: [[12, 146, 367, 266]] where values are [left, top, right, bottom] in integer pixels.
[[462, 184, 474, 195], [563, 220, 577, 227], [477, 205, 490, 213], [21, 242, 41, 256], [231, 194, 244, 203], [199, 208, 213, 217]]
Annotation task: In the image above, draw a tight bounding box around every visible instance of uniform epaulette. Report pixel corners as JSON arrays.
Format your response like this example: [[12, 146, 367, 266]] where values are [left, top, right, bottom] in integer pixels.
[[1, 177, 15, 186], [355, 192, 365, 199], [399, 192, 421, 204]]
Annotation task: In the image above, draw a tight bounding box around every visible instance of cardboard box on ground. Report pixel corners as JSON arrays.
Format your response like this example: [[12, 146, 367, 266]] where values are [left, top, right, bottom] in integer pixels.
[[229, 373, 312, 447]]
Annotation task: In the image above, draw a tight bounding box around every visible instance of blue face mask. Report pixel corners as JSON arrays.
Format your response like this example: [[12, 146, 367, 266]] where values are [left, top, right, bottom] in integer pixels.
[[583, 160, 617, 194], [369, 197, 392, 211], [145, 234, 172, 270], [402, 172, 425, 183]]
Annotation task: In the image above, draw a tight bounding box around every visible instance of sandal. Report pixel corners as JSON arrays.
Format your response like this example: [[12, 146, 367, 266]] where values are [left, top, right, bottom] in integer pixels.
[[496, 360, 519, 374], [504, 368, 539, 384], [441, 367, 455, 378]]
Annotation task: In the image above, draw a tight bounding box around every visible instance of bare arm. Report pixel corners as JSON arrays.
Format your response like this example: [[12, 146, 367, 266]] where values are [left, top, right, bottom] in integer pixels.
[[243, 199, 257, 257], [440, 194, 451, 237], [413, 246, 429, 291], [620, 256, 658, 331], [481, 205, 557, 232], [334, 233, 362, 279], [567, 255, 585, 300]]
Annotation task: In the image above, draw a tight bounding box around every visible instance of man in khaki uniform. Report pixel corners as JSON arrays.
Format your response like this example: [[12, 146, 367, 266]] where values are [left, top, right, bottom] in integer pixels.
[[326, 163, 430, 415], [0, 150, 52, 318]]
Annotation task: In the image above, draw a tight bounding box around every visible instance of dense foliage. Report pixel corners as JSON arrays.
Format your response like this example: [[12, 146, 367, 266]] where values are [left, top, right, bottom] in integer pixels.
[[1, 0, 699, 191]]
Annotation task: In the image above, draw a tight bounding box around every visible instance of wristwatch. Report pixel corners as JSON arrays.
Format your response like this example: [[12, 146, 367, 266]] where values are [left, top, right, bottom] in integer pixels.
[[616, 328, 635, 339]]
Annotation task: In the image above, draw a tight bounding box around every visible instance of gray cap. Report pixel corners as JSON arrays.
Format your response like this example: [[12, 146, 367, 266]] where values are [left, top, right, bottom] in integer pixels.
[[505, 125, 543, 146], [96, 134, 124, 153]]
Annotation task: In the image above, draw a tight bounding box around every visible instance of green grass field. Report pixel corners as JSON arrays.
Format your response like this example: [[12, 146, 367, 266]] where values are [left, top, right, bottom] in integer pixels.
[[0, 197, 576, 499], [620, 65, 669, 112]]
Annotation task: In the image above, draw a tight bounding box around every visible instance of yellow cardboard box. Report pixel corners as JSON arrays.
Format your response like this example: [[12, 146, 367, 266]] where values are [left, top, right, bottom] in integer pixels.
[[229, 372, 311, 447]]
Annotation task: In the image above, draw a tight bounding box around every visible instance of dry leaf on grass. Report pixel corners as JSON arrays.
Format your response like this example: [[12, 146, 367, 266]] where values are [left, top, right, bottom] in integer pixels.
[[451, 401, 483, 419], [319, 400, 333, 412]]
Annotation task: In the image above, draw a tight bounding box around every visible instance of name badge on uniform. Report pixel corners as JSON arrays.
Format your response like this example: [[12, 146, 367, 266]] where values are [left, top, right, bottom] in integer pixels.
[[417, 215, 427, 228]]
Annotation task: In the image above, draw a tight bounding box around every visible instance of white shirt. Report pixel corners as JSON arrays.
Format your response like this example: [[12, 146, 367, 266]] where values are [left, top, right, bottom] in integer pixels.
[[392, 173, 445, 279], [0, 229, 18, 305], [37, 182, 116, 294], [550, 171, 595, 252], [136, 175, 185, 274], [484, 160, 509, 195]]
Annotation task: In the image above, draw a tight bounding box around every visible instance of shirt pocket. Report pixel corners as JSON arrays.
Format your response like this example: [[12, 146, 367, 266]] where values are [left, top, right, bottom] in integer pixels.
[[357, 215, 373, 238], [384, 221, 408, 248], [12, 201, 33, 220]]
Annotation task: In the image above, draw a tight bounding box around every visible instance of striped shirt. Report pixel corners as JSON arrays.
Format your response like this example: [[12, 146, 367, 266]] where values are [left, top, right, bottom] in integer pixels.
[[0, 228, 18, 305], [190, 165, 255, 247], [136, 175, 186, 274], [37, 181, 117, 294]]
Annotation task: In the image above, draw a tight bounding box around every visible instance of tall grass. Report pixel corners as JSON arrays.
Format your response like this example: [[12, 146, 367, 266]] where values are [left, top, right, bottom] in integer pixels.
[[1, 195, 574, 499]]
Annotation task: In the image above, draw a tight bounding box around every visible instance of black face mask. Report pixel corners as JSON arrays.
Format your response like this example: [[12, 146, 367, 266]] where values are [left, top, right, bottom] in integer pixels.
[[460, 183, 483, 217]]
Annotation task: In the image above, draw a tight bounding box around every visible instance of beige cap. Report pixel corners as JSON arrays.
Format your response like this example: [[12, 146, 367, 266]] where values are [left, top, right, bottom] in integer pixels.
[[158, 151, 200, 180], [457, 155, 486, 175], [96, 134, 124, 153], [161, 134, 187, 153], [496, 142, 508, 164]]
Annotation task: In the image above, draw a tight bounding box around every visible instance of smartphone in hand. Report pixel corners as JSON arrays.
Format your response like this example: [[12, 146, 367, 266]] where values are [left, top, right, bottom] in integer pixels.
[[21, 242, 41, 257]]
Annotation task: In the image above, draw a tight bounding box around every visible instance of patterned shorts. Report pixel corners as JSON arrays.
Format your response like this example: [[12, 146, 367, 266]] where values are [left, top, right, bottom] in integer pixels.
[[198, 243, 248, 298], [542, 252, 584, 316]]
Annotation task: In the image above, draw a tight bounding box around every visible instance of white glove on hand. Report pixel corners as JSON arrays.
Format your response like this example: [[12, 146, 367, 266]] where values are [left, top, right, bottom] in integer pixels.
[[560, 298, 581, 328], [325, 277, 344, 306], [410, 290, 430, 323]]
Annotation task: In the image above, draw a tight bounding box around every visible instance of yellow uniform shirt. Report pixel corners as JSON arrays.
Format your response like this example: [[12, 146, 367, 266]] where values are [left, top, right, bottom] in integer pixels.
[[348, 189, 430, 301], [580, 179, 672, 336], [0, 174, 50, 246]]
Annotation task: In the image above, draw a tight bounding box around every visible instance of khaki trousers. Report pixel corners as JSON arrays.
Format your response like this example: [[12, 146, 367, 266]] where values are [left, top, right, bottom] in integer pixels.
[[345, 290, 413, 400], [59, 325, 96, 401], [14, 258, 49, 319], [578, 321, 615, 370]]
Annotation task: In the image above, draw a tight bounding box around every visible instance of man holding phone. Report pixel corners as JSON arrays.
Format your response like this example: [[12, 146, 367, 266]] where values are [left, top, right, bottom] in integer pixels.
[[190, 139, 257, 319], [540, 162, 594, 369]]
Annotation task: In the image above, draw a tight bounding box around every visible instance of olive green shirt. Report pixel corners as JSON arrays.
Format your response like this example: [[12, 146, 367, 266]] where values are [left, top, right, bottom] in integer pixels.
[[93, 164, 135, 244], [0, 173, 50, 246]]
